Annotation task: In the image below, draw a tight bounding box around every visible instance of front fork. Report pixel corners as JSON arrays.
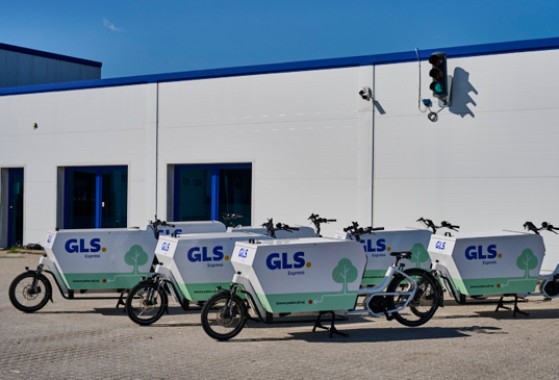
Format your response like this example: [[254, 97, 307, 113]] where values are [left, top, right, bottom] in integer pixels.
[[30, 264, 45, 294]]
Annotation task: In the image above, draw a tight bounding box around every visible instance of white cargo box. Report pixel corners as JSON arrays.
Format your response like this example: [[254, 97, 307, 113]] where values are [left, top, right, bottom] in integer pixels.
[[155, 232, 270, 301], [428, 231, 545, 296], [231, 238, 366, 313], [335, 229, 432, 286]]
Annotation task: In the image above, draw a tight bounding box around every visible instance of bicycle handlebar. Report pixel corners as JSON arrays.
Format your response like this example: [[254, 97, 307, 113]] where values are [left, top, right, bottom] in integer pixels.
[[440, 220, 460, 231], [523, 221, 541, 235], [148, 217, 176, 239], [261, 218, 300, 238], [308, 213, 337, 235], [343, 222, 384, 242], [541, 221, 559, 235], [417, 217, 459, 234], [222, 213, 244, 227]]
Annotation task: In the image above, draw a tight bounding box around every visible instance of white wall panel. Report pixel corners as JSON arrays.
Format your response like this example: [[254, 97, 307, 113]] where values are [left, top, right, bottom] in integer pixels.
[[0, 85, 156, 244], [373, 50, 559, 270], [158, 68, 367, 236]]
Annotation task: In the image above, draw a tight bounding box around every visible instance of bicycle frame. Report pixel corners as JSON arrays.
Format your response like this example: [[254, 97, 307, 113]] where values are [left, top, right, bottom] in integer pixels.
[[149, 264, 191, 309], [359, 264, 418, 317]]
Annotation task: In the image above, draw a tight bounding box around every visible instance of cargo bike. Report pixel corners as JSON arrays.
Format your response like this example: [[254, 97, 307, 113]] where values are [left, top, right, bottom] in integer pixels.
[[200, 222, 442, 341], [125, 218, 318, 325], [421, 218, 559, 316], [8, 219, 224, 312]]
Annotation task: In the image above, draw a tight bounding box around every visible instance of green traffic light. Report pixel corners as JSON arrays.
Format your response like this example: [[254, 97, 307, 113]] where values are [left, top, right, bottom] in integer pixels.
[[429, 52, 448, 100], [430, 82, 444, 94]]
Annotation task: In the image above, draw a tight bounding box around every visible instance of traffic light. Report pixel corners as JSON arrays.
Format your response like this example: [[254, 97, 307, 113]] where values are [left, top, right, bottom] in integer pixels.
[[429, 52, 448, 102]]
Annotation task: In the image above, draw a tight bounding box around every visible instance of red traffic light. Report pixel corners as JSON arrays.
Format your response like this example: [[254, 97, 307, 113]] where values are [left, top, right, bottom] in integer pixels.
[[428, 54, 444, 68]]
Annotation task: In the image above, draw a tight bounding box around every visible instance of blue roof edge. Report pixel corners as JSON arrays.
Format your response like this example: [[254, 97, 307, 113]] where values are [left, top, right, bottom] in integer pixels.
[[0, 42, 102, 68], [1, 36, 558, 97]]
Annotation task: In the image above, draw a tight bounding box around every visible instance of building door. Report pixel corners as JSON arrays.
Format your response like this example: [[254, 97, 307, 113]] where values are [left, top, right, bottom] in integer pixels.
[[173, 163, 252, 226], [63, 166, 128, 229], [7, 168, 24, 247]]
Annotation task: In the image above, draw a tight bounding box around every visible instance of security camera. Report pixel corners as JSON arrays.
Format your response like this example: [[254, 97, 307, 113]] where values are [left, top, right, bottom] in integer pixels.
[[359, 87, 372, 101]]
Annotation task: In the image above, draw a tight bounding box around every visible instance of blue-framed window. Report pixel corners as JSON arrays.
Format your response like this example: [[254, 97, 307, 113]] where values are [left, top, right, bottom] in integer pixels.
[[7, 168, 24, 247], [173, 163, 252, 226], [63, 166, 128, 229]]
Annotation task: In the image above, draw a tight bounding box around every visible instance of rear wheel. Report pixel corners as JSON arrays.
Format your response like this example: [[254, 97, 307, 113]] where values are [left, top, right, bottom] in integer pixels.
[[126, 282, 168, 326], [9, 272, 52, 313], [201, 292, 247, 341], [387, 268, 440, 327]]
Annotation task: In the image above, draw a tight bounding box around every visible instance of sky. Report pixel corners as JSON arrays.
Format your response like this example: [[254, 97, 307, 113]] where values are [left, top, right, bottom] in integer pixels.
[[1, 0, 559, 79]]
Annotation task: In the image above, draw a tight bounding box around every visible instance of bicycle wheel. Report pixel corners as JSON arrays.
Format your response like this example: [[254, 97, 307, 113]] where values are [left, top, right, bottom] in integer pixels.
[[126, 282, 168, 326], [9, 272, 52, 313], [201, 291, 247, 341], [386, 268, 440, 327]]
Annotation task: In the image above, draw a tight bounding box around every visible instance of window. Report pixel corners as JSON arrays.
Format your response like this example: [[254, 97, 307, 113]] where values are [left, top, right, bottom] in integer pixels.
[[2, 168, 24, 247], [63, 166, 128, 229], [173, 163, 252, 226]]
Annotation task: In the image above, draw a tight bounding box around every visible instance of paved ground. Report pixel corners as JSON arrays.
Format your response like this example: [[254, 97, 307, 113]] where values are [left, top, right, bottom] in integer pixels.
[[1, 251, 558, 380]]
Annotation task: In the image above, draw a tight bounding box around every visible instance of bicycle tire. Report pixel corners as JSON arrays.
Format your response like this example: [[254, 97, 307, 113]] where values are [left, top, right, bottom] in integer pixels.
[[126, 281, 168, 326], [201, 291, 247, 341], [386, 268, 440, 327], [9, 271, 52, 313]]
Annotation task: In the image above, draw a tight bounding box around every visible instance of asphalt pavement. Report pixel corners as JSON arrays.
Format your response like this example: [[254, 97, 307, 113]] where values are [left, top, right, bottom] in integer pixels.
[[1, 251, 558, 380]]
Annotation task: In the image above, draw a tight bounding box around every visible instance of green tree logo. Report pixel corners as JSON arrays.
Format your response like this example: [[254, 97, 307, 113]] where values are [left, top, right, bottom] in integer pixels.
[[124, 245, 149, 274], [410, 243, 430, 268], [516, 249, 538, 279], [332, 258, 359, 294]]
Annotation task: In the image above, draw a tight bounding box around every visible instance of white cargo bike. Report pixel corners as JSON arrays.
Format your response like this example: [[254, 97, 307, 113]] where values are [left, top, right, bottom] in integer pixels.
[[8, 219, 224, 312], [200, 221, 442, 341]]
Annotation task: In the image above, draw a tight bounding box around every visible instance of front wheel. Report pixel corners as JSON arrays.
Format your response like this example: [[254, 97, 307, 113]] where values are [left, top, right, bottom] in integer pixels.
[[387, 268, 440, 327], [125, 281, 168, 326], [9, 272, 52, 312], [201, 291, 247, 341]]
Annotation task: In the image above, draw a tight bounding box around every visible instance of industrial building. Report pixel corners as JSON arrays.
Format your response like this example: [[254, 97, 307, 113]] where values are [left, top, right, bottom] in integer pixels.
[[1, 37, 558, 271]]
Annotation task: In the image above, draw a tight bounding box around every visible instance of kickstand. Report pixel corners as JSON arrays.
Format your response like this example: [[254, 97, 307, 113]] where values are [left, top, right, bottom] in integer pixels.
[[312, 311, 348, 338], [116, 291, 126, 312], [495, 295, 528, 317]]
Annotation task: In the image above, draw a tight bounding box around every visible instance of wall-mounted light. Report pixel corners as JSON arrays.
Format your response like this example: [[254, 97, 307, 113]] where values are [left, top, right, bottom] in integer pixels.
[[33, 122, 38, 129]]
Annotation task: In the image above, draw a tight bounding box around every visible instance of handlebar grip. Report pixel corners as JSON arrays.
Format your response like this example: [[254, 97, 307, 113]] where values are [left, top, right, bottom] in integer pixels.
[[372, 227, 384, 231], [327, 219, 337, 222]]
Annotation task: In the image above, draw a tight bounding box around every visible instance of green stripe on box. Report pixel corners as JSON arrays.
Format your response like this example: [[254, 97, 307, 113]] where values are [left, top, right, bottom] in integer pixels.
[[256, 291, 359, 313], [450, 276, 538, 296], [177, 282, 230, 301], [63, 272, 150, 290]]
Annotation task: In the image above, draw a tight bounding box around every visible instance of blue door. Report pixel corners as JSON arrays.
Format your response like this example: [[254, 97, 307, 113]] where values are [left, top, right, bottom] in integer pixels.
[[173, 164, 252, 226], [64, 166, 128, 229], [7, 168, 24, 247]]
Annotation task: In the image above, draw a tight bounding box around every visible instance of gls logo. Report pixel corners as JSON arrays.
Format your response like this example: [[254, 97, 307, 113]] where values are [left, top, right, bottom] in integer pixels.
[[65, 238, 102, 253], [238, 248, 248, 258], [159, 228, 183, 236], [435, 241, 446, 250], [362, 238, 387, 253], [266, 251, 306, 270], [465, 244, 498, 260], [187, 246, 224, 262]]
